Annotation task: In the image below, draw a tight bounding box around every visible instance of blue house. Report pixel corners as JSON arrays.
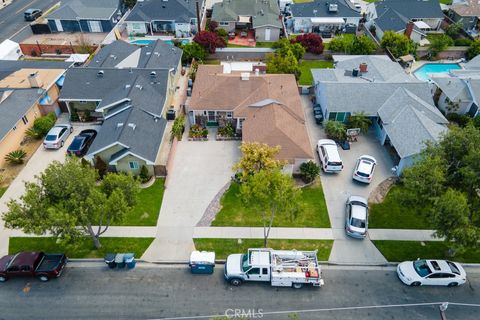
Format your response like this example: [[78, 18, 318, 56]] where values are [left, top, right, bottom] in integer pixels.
[[46, 0, 123, 33]]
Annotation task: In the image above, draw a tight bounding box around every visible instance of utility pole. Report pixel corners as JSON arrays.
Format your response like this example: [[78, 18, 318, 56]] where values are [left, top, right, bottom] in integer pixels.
[[439, 302, 448, 320], [195, 1, 201, 33]]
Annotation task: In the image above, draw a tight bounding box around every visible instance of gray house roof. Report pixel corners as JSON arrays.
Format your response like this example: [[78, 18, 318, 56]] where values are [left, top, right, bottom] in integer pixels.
[[291, 0, 361, 18], [431, 76, 473, 102], [212, 0, 282, 28], [88, 40, 182, 70], [378, 88, 448, 158], [0, 89, 41, 142], [47, 0, 120, 20], [125, 0, 201, 23], [464, 55, 480, 69], [0, 60, 72, 81]]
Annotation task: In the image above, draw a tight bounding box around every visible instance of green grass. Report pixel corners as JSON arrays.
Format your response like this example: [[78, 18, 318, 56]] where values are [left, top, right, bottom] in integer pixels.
[[369, 186, 430, 229], [255, 42, 274, 48], [0, 187, 6, 198], [298, 60, 334, 85], [201, 59, 221, 65], [114, 178, 165, 226], [373, 241, 480, 263], [227, 43, 249, 48], [194, 239, 333, 260], [211, 182, 330, 228], [9, 237, 154, 258]]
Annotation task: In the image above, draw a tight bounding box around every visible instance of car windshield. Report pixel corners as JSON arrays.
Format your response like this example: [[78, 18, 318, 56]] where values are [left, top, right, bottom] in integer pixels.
[[413, 260, 432, 277], [45, 134, 57, 141], [241, 254, 250, 272], [447, 261, 461, 275], [328, 161, 342, 166], [350, 217, 365, 228], [69, 138, 84, 149]]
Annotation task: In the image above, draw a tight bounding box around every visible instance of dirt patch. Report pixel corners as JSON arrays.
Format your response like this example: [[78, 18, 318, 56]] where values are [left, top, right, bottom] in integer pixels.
[[0, 139, 43, 188], [368, 176, 399, 205]]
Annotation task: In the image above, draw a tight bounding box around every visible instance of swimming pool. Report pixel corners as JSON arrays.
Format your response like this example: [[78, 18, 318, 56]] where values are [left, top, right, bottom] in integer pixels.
[[413, 63, 462, 82], [130, 39, 190, 46]]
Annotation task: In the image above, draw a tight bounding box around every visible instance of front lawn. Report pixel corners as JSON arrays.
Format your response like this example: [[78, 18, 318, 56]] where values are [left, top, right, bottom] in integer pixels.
[[255, 42, 274, 48], [114, 178, 165, 226], [369, 185, 430, 229], [9, 237, 154, 258], [211, 182, 330, 228], [298, 60, 334, 85], [194, 239, 333, 260], [0, 187, 6, 198], [373, 241, 480, 263]]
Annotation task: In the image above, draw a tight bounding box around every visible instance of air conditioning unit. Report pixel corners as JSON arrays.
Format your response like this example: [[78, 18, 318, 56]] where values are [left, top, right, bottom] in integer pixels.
[[329, 4, 338, 12]]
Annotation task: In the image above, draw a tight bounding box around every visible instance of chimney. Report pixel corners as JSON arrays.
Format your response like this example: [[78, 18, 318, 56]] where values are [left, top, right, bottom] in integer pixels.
[[404, 21, 414, 39], [28, 73, 43, 88], [359, 63, 368, 73]]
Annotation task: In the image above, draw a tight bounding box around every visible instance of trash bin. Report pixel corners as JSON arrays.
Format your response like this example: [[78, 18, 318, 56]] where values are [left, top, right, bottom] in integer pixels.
[[104, 253, 117, 269], [189, 251, 215, 274], [115, 253, 126, 268], [166, 109, 176, 121], [124, 253, 136, 269]]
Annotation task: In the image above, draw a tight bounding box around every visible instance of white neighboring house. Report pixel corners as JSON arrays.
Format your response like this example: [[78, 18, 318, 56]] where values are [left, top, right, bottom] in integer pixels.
[[0, 40, 22, 60]]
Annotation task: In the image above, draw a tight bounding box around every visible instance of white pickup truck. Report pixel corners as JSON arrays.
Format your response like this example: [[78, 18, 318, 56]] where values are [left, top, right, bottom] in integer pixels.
[[224, 248, 324, 289]]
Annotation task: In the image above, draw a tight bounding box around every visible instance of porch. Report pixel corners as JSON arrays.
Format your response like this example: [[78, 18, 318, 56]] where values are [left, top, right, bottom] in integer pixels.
[[228, 30, 256, 47], [189, 110, 244, 133]]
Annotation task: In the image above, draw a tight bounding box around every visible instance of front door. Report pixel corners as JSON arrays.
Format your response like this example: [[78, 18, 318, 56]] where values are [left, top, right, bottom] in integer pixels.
[[246, 267, 268, 281], [207, 111, 215, 122], [55, 19, 63, 32], [265, 28, 271, 41], [467, 103, 479, 117]]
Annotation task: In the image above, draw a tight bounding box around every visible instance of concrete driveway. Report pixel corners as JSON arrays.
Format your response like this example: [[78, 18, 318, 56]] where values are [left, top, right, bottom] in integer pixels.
[[142, 139, 241, 262], [0, 121, 101, 256], [302, 95, 393, 264]]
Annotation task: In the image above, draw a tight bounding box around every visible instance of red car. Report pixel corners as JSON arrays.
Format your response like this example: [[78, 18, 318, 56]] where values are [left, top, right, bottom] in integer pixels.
[[0, 252, 67, 282]]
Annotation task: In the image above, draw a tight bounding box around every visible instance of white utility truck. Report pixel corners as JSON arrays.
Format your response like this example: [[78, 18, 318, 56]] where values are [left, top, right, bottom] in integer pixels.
[[224, 248, 324, 289]]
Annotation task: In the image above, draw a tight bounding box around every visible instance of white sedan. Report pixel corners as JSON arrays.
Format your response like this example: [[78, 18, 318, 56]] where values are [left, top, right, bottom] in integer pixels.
[[397, 259, 466, 287], [43, 124, 73, 149], [352, 155, 377, 183]]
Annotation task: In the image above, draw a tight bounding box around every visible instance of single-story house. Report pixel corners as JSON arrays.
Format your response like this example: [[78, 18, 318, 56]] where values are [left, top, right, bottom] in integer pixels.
[[0, 66, 67, 168], [212, 0, 283, 42], [187, 65, 313, 172], [366, 0, 443, 43], [288, 0, 361, 36], [313, 55, 449, 175], [448, 0, 480, 36], [47, 0, 123, 33], [59, 68, 173, 176], [125, 0, 203, 38]]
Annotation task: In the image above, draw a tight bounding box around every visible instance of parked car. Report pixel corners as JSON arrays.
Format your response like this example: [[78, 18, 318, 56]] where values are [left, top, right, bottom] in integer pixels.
[[24, 9, 42, 21], [397, 259, 466, 287], [317, 139, 343, 173], [352, 155, 377, 183], [43, 124, 73, 149], [0, 252, 67, 282], [313, 104, 323, 124], [67, 129, 97, 156], [345, 196, 368, 239]]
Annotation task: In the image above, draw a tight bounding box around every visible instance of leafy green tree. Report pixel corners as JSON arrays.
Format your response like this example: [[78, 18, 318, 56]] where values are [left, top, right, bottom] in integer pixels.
[[266, 49, 300, 76], [328, 35, 351, 53], [428, 34, 454, 57], [466, 39, 480, 60], [299, 161, 320, 183], [233, 142, 286, 180], [324, 121, 347, 141], [181, 42, 207, 64], [347, 112, 371, 133], [25, 112, 56, 139], [380, 31, 416, 58], [445, 22, 462, 38], [124, 0, 137, 9], [3, 158, 139, 249], [272, 38, 305, 61], [350, 35, 377, 55], [171, 114, 185, 140], [240, 169, 302, 247]]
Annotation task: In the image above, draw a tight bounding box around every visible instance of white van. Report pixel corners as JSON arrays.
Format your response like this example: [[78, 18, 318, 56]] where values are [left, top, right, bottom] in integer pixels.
[[317, 139, 343, 172]]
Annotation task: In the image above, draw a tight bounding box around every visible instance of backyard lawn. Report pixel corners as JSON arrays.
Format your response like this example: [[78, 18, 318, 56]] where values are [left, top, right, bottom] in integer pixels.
[[194, 239, 333, 260], [114, 178, 165, 226], [369, 185, 430, 229], [211, 182, 330, 228], [373, 241, 480, 263], [298, 60, 334, 86], [9, 237, 154, 258]]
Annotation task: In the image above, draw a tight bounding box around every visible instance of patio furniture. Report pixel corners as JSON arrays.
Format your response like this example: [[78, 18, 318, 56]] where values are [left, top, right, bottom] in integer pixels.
[[240, 31, 247, 38]]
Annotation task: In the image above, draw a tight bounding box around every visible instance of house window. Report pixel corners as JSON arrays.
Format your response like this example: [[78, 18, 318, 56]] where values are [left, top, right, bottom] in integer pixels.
[[226, 112, 233, 119], [328, 112, 337, 121], [22, 115, 28, 125], [219, 22, 229, 26], [129, 161, 139, 170]]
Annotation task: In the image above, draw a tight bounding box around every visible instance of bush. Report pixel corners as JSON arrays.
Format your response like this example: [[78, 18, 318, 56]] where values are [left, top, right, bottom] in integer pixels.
[[139, 165, 151, 183], [216, 28, 228, 41], [324, 121, 347, 141], [25, 112, 56, 139], [189, 124, 208, 138], [291, 33, 324, 54], [446, 113, 472, 127], [217, 123, 235, 137], [171, 115, 185, 140], [94, 156, 108, 178], [429, 34, 454, 57], [207, 20, 218, 32], [380, 31, 416, 58], [193, 31, 226, 53], [300, 161, 320, 183], [454, 38, 472, 47], [473, 116, 480, 129], [466, 39, 480, 60], [5, 149, 27, 165]]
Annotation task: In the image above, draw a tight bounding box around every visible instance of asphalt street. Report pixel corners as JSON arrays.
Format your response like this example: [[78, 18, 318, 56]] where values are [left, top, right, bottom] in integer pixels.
[[0, 0, 66, 42], [0, 263, 478, 320]]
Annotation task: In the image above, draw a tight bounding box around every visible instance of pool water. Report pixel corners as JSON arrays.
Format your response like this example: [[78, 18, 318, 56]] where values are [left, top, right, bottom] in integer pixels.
[[130, 39, 190, 46], [413, 63, 462, 82]]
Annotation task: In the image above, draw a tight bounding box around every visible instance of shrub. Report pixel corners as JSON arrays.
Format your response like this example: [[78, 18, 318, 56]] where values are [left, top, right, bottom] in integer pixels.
[[217, 123, 235, 137], [380, 31, 416, 58], [193, 31, 226, 53], [347, 112, 371, 133], [473, 116, 480, 129], [446, 113, 472, 127], [216, 28, 228, 41], [189, 124, 208, 138], [171, 115, 185, 140], [25, 112, 56, 139], [466, 39, 480, 60], [181, 42, 207, 64], [429, 34, 454, 57], [291, 33, 324, 54], [324, 121, 347, 141], [94, 156, 108, 178], [454, 38, 472, 47], [299, 161, 320, 183], [80, 158, 91, 167], [207, 20, 218, 32], [139, 165, 151, 183], [5, 149, 27, 165]]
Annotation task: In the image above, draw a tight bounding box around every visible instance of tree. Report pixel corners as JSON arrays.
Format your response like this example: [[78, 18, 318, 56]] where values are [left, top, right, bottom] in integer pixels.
[[266, 50, 300, 76], [347, 112, 371, 133], [292, 33, 324, 54], [328, 35, 351, 53], [94, 156, 107, 178], [181, 42, 207, 64], [380, 31, 416, 58], [207, 20, 218, 32], [240, 169, 302, 247], [428, 34, 454, 58], [466, 39, 480, 60], [139, 165, 151, 183], [233, 142, 286, 180], [193, 31, 226, 54], [445, 22, 462, 38], [272, 38, 305, 61], [3, 158, 139, 249], [299, 161, 320, 183], [324, 121, 347, 141], [124, 0, 137, 9], [350, 35, 376, 55]]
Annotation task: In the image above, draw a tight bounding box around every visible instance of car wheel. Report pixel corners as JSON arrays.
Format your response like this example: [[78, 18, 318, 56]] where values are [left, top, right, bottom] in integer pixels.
[[410, 281, 421, 286], [0, 276, 7, 282], [292, 283, 303, 289], [38, 275, 49, 282], [70, 127, 73, 133], [447, 282, 458, 287], [230, 278, 242, 286]]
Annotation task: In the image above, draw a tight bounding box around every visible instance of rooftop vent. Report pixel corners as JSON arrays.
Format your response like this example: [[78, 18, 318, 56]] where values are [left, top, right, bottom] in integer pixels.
[[128, 123, 136, 130], [150, 71, 157, 77], [97, 70, 104, 77], [125, 84, 131, 89], [117, 123, 124, 128], [135, 84, 143, 90], [241, 72, 250, 80], [329, 3, 338, 12]]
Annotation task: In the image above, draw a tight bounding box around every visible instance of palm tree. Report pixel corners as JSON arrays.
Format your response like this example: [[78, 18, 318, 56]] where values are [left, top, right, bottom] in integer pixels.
[[347, 112, 371, 133], [324, 121, 347, 141]]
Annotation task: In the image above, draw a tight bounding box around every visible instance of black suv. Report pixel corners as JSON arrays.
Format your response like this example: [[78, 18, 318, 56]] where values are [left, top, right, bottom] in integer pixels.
[[24, 9, 42, 21]]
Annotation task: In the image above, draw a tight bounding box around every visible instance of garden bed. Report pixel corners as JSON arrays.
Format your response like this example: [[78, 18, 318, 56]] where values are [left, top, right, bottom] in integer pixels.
[[215, 135, 242, 141]]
